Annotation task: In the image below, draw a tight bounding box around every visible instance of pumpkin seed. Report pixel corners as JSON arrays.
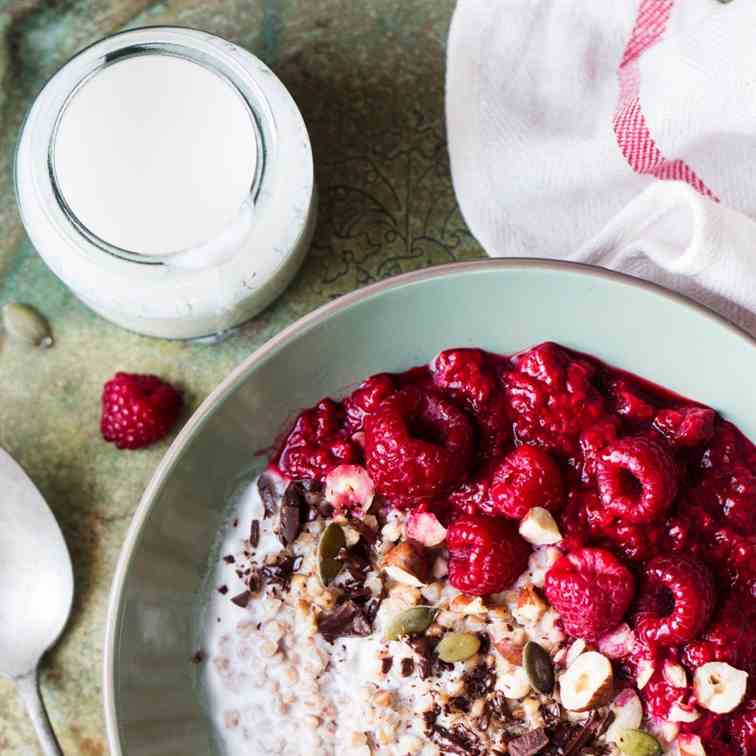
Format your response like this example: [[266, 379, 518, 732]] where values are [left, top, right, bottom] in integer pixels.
[[524, 640, 555, 694], [616, 729, 662, 756], [2, 303, 53, 348], [384, 606, 437, 641], [317, 523, 346, 586], [436, 632, 481, 663]]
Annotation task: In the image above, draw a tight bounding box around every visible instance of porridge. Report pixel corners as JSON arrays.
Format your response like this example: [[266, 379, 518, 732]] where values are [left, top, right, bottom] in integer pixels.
[[197, 342, 754, 756]]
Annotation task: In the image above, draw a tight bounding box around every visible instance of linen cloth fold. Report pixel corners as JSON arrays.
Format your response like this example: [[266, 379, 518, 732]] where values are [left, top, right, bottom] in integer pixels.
[[446, 0, 756, 335]]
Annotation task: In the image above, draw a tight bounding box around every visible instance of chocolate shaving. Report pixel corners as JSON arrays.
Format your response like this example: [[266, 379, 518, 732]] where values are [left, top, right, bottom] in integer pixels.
[[261, 554, 299, 588], [191, 649, 205, 664], [463, 662, 496, 699], [317, 600, 372, 643], [400, 657, 415, 677], [428, 723, 484, 756], [487, 691, 510, 722], [508, 727, 549, 756], [257, 473, 278, 519], [230, 590, 252, 608], [448, 696, 471, 713], [249, 519, 260, 548], [381, 657, 393, 675], [218, 585, 228, 595], [277, 501, 302, 547], [345, 514, 378, 545], [544, 711, 607, 756], [223, 554, 235, 564]]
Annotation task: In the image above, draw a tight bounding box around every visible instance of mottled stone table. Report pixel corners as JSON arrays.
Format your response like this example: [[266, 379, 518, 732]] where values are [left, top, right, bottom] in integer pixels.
[[0, 1, 483, 752]]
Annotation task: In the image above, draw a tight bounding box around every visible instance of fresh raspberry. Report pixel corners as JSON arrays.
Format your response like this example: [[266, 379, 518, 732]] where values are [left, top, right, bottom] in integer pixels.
[[634, 555, 715, 646], [544, 547, 635, 641], [682, 590, 756, 677], [653, 406, 716, 448], [700, 421, 748, 472], [364, 387, 475, 506], [730, 698, 756, 756], [343, 373, 395, 433], [431, 348, 511, 459], [595, 436, 678, 524], [489, 445, 563, 519], [101, 372, 182, 450], [505, 343, 606, 457], [719, 466, 756, 535], [607, 377, 655, 424], [447, 514, 530, 595], [448, 458, 499, 515], [578, 418, 620, 485], [277, 399, 360, 480]]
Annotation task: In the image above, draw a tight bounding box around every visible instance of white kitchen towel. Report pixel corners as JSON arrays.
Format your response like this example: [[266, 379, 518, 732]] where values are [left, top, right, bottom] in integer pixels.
[[446, 0, 756, 335]]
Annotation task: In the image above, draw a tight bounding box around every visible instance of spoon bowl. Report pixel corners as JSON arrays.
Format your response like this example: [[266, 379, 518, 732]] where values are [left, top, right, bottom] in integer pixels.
[[0, 447, 73, 755]]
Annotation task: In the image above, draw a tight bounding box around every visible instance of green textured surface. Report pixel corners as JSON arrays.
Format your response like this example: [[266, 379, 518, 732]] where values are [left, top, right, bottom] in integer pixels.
[[0, 2, 482, 752]]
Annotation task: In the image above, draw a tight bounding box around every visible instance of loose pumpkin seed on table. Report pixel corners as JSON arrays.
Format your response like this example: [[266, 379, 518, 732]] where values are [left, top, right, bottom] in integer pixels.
[[1, 303, 53, 348]]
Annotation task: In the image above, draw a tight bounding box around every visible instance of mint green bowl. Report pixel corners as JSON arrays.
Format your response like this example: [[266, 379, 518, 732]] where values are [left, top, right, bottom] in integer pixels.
[[104, 260, 756, 755]]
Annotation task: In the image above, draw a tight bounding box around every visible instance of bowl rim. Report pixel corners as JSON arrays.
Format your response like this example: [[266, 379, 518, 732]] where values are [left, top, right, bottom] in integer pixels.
[[102, 257, 755, 754]]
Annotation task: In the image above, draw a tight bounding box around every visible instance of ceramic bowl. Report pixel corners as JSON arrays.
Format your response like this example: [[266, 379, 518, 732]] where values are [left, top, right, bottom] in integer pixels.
[[104, 259, 756, 755]]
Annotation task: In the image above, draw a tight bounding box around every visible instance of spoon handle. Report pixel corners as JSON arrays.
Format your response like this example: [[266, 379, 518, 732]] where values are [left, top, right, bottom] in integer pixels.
[[15, 667, 63, 756]]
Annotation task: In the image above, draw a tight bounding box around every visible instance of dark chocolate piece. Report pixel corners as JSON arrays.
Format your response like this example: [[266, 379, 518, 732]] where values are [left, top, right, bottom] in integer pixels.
[[400, 657, 415, 677], [230, 590, 252, 608], [257, 473, 278, 519], [508, 728, 549, 756], [317, 600, 372, 643], [249, 519, 260, 548]]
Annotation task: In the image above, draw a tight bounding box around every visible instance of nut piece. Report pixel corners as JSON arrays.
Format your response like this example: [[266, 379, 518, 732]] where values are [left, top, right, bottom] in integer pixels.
[[449, 595, 487, 615], [667, 702, 700, 723], [598, 623, 636, 660], [662, 659, 687, 689], [635, 658, 655, 690], [605, 689, 643, 744], [518, 507, 562, 545], [693, 661, 748, 714], [677, 733, 706, 756], [324, 464, 375, 517], [383, 542, 430, 588], [406, 511, 447, 547], [558, 651, 613, 711], [512, 585, 548, 625], [498, 666, 531, 699]]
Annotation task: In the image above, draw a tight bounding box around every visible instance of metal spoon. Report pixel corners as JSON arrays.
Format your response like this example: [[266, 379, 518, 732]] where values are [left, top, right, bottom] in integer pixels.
[[0, 448, 73, 755]]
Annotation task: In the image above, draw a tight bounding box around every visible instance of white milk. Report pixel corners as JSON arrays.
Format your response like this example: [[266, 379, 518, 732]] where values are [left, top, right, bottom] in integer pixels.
[[54, 54, 258, 257], [16, 28, 315, 339]]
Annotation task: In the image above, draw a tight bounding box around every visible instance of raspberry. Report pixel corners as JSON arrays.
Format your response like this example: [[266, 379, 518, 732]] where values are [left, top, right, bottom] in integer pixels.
[[595, 436, 678, 524], [447, 514, 530, 595], [544, 547, 635, 641], [101, 372, 182, 450], [653, 406, 716, 448], [634, 555, 715, 646], [505, 343, 606, 457], [730, 698, 756, 756], [607, 377, 655, 424], [343, 373, 395, 432], [431, 348, 511, 458], [489, 445, 563, 519], [719, 466, 756, 535], [578, 418, 620, 485], [277, 398, 361, 480], [364, 387, 475, 506]]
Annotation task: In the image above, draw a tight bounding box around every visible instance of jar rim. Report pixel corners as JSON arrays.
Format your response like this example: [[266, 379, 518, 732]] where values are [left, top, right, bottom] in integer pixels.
[[47, 44, 267, 265]]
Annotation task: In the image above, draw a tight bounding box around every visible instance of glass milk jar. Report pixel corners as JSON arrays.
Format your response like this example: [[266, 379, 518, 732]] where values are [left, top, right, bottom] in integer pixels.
[[15, 27, 316, 339]]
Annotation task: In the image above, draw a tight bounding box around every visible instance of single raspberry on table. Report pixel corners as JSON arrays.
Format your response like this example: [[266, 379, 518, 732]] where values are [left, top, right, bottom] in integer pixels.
[[101, 372, 182, 450], [634, 555, 715, 647], [489, 444, 563, 519], [653, 406, 716, 448], [595, 436, 678, 524], [447, 514, 530, 595], [364, 387, 475, 506], [544, 547, 635, 641]]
